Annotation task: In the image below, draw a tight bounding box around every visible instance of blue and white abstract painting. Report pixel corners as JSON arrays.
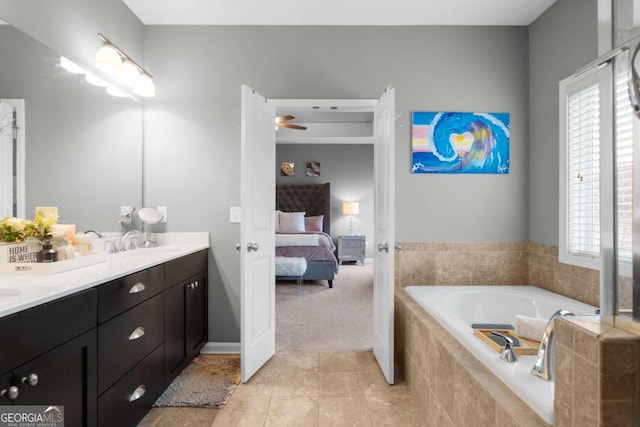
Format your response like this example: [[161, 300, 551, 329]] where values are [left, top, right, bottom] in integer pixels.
[[411, 112, 510, 174]]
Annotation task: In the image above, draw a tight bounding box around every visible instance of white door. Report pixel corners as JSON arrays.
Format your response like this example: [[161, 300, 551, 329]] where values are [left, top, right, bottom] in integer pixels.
[[0, 101, 15, 218], [373, 86, 395, 384], [240, 85, 277, 382]]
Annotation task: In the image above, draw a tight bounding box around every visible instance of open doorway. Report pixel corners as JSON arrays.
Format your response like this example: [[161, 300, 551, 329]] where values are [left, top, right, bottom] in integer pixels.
[[274, 142, 375, 353], [240, 86, 395, 383]]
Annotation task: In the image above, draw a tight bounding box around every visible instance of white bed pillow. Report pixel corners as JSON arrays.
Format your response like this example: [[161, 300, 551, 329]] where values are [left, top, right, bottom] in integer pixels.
[[279, 211, 306, 233]]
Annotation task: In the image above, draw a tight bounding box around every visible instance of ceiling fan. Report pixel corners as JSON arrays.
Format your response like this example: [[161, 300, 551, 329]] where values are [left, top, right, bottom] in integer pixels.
[[276, 115, 307, 131]]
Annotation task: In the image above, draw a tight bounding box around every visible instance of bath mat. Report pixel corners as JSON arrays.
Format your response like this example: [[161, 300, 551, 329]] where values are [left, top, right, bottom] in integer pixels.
[[153, 354, 241, 408]]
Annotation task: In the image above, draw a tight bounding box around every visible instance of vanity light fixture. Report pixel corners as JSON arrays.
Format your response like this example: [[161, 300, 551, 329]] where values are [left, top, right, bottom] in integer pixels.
[[94, 33, 155, 98]]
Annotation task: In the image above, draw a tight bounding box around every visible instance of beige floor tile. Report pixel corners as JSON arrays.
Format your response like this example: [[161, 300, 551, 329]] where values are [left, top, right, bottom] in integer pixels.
[[365, 394, 423, 427], [319, 396, 373, 426], [234, 367, 279, 397], [270, 352, 319, 372], [360, 373, 412, 398], [319, 371, 364, 397], [265, 396, 319, 427], [154, 407, 217, 427], [319, 352, 361, 372], [137, 407, 166, 426], [272, 370, 319, 396], [211, 396, 270, 427]]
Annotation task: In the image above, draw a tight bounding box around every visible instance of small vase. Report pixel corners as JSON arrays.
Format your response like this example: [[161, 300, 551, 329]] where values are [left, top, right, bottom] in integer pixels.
[[37, 240, 58, 263]]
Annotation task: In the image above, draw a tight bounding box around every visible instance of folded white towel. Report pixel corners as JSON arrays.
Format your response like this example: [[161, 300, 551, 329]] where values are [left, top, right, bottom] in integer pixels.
[[515, 315, 548, 342]]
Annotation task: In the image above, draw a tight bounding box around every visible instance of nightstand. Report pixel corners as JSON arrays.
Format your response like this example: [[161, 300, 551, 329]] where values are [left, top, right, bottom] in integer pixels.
[[338, 235, 366, 265]]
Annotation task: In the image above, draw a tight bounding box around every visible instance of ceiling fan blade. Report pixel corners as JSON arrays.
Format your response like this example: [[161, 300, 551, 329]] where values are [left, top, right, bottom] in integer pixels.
[[277, 122, 307, 130], [276, 115, 296, 123]]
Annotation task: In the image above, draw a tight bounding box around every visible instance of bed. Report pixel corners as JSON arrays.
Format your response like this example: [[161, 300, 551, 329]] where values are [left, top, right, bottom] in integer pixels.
[[275, 183, 337, 288]]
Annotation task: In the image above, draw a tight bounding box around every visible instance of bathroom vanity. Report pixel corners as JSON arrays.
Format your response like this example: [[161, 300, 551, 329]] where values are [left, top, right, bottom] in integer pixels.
[[0, 234, 209, 427]]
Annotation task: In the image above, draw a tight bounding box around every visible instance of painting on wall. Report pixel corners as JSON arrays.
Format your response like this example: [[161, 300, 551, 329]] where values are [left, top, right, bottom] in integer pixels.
[[411, 112, 510, 174], [280, 162, 295, 176], [306, 162, 321, 176]]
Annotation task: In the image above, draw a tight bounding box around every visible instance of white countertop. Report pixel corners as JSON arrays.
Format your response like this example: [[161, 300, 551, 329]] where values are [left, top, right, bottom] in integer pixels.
[[0, 232, 210, 319]]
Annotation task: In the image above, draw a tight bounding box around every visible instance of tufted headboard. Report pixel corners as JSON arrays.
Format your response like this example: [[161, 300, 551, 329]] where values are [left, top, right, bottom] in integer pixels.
[[276, 183, 331, 235]]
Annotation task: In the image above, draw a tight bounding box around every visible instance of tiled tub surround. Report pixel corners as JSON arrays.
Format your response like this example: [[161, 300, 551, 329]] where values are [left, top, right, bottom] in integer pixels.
[[394, 241, 640, 426], [395, 242, 600, 307], [395, 289, 550, 427], [553, 317, 640, 427]]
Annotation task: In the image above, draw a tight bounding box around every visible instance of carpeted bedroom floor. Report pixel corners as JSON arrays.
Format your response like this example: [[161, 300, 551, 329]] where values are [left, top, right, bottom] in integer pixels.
[[276, 259, 373, 352]]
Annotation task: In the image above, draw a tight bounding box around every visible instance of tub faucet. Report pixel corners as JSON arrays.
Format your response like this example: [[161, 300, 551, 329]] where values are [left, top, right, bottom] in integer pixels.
[[530, 309, 575, 381]]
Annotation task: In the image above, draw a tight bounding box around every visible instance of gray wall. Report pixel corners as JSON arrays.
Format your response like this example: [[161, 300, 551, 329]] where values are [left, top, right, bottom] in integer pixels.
[[276, 144, 375, 257], [143, 25, 529, 342], [528, 0, 598, 245]]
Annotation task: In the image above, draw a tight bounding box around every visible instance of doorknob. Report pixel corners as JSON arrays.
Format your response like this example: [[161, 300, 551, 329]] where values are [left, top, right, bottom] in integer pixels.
[[377, 243, 389, 252], [247, 242, 259, 252], [236, 243, 241, 251]]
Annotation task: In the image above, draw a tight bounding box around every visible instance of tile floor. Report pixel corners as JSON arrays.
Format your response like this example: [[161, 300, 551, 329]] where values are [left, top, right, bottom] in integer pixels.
[[138, 351, 423, 426]]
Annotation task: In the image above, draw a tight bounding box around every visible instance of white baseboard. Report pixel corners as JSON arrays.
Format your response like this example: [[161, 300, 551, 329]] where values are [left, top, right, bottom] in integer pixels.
[[200, 342, 240, 354]]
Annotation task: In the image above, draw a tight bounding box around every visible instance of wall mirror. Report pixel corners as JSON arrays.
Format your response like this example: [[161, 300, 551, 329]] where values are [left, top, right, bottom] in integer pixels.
[[0, 20, 143, 232]]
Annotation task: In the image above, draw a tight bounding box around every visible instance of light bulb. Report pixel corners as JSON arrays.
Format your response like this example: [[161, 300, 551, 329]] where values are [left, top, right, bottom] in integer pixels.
[[94, 44, 122, 74], [133, 73, 155, 97], [118, 60, 140, 87]]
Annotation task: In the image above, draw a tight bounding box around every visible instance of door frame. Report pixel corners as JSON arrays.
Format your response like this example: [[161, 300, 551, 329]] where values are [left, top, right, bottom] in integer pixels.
[[240, 89, 396, 382]]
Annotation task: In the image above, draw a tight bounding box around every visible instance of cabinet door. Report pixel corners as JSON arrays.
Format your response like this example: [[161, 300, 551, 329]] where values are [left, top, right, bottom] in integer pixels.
[[164, 282, 186, 385], [0, 371, 13, 406], [186, 272, 207, 359], [15, 329, 97, 427]]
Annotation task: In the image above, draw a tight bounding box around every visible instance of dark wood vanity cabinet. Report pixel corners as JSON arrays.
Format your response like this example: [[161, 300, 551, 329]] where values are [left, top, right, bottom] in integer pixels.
[[0, 249, 209, 427], [0, 289, 98, 426], [164, 250, 208, 385]]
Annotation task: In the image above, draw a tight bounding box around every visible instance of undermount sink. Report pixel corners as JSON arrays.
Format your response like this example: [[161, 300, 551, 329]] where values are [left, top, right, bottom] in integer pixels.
[[0, 288, 21, 298]]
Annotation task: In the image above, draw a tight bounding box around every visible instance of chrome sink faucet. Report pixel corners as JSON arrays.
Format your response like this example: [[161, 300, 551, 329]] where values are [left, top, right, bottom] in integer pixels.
[[531, 309, 575, 381], [120, 230, 140, 251]]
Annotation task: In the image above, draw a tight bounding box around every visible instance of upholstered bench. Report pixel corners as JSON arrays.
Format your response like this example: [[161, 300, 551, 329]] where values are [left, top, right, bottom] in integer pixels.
[[275, 256, 308, 295]]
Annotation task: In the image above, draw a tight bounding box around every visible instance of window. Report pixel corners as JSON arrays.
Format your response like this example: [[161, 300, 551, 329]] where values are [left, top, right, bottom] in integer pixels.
[[559, 65, 634, 270]]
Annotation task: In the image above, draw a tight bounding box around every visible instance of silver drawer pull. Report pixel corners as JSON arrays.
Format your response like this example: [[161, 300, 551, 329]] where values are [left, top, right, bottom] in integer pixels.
[[21, 373, 38, 387], [128, 327, 145, 341], [0, 386, 18, 400], [128, 385, 146, 402], [129, 282, 146, 294]]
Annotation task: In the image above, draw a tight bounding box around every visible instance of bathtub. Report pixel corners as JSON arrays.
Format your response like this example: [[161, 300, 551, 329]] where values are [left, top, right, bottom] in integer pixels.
[[404, 285, 598, 424]]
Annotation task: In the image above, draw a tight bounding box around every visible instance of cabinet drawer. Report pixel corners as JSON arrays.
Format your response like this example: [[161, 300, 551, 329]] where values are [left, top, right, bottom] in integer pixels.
[[98, 344, 164, 427], [341, 239, 364, 249], [98, 265, 164, 323], [98, 293, 164, 395], [0, 288, 97, 375], [165, 250, 207, 289]]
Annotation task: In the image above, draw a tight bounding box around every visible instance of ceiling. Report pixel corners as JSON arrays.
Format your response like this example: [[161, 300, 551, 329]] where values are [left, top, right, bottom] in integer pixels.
[[123, 0, 557, 26]]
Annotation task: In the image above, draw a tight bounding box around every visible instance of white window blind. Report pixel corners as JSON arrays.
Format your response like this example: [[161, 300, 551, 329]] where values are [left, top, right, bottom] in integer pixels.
[[566, 81, 600, 258], [615, 70, 634, 262], [560, 66, 634, 271]]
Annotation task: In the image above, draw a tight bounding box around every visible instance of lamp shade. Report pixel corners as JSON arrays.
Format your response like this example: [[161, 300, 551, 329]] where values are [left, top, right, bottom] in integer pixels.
[[342, 202, 360, 215], [94, 44, 122, 74], [118, 60, 141, 86], [133, 73, 156, 97]]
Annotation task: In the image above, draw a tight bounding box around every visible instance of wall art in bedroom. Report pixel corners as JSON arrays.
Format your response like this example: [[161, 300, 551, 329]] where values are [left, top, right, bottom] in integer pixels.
[[280, 162, 295, 176], [411, 112, 510, 174], [306, 162, 321, 177]]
